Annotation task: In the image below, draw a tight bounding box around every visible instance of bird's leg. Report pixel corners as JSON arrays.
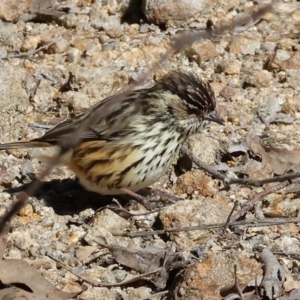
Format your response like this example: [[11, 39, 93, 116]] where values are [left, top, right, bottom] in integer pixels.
[[119, 187, 179, 210], [119, 187, 152, 209]]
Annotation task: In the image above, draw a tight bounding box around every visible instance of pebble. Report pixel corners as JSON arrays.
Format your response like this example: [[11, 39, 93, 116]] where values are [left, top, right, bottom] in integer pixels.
[[0, 1, 298, 298], [9, 231, 33, 251]]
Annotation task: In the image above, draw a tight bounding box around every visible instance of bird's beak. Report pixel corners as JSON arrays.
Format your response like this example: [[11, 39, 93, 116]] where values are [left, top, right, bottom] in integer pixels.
[[204, 111, 224, 125]]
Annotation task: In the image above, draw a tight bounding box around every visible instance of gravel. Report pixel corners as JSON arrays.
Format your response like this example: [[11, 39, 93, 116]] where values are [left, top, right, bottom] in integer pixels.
[[0, 0, 300, 299]]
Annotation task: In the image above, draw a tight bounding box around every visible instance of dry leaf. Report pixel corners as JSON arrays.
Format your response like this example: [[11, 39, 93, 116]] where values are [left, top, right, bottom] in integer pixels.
[[0, 259, 79, 300], [0, 286, 48, 300], [95, 240, 179, 289], [98, 242, 177, 274], [248, 136, 300, 175]]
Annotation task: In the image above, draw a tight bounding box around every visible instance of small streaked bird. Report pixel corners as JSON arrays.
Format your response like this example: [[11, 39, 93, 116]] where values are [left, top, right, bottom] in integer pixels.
[[0, 71, 223, 204]]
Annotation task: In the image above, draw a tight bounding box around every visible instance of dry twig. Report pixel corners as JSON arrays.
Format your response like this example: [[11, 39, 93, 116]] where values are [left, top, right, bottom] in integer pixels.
[[6, 42, 56, 58], [230, 178, 300, 222], [116, 217, 300, 238], [182, 146, 300, 187], [47, 252, 160, 287]]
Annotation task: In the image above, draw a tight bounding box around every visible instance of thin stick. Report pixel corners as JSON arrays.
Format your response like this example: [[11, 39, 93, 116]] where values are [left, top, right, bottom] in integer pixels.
[[182, 146, 300, 187], [230, 179, 299, 222]]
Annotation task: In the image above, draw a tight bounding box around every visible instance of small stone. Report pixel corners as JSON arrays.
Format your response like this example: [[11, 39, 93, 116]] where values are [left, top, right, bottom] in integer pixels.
[[21, 160, 34, 176], [60, 13, 78, 29], [146, 33, 164, 46], [0, 47, 7, 58], [222, 60, 241, 75], [186, 133, 220, 165], [219, 85, 235, 100], [159, 198, 231, 248], [21, 35, 41, 52], [78, 208, 95, 222], [68, 66, 127, 100], [52, 241, 67, 251], [41, 216, 55, 227], [174, 170, 214, 197], [272, 235, 299, 253], [79, 287, 116, 300], [85, 40, 102, 58], [72, 37, 94, 52], [84, 267, 117, 285], [287, 70, 300, 89], [264, 197, 300, 218], [50, 38, 70, 54], [89, 209, 129, 233], [127, 287, 152, 300], [6, 249, 22, 259], [9, 231, 33, 251], [132, 211, 157, 229], [19, 203, 33, 217], [31, 78, 56, 111], [275, 49, 291, 61], [246, 70, 273, 88], [68, 230, 86, 244], [189, 40, 219, 65], [84, 226, 116, 246], [98, 15, 123, 38], [292, 7, 300, 21], [143, 0, 207, 26], [177, 252, 262, 300], [229, 36, 261, 55], [60, 91, 94, 114], [272, 50, 300, 70], [0, 22, 23, 50], [261, 42, 277, 52], [66, 47, 81, 62], [0, 0, 31, 22], [62, 282, 82, 294], [139, 23, 150, 33]]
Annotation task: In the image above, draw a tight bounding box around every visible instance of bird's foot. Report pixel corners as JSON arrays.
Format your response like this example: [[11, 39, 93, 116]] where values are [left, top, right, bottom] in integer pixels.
[[119, 187, 179, 210]]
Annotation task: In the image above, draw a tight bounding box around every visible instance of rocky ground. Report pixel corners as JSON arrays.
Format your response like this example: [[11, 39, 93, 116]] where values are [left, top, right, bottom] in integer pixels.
[[0, 0, 300, 299]]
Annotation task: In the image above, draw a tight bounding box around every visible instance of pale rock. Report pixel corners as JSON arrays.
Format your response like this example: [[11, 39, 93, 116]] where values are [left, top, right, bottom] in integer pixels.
[[9, 231, 33, 251], [21, 35, 41, 52], [79, 287, 116, 300], [0, 0, 31, 21], [189, 40, 219, 65], [0, 23, 24, 50], [60, 91, 94, 114], [229, 36, 261, 55], [177, 252, 261, 300], [159, 198, 231, 249], [143, 0, 207, 26], [89, 209, 129, 233], [51, 38, 70, 54], [186, 133, 220, 165]]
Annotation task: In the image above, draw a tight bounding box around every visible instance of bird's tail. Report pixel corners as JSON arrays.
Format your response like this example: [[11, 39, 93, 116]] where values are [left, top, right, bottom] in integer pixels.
[[0, 141, 72, 165], [0, 141, 51, 150]]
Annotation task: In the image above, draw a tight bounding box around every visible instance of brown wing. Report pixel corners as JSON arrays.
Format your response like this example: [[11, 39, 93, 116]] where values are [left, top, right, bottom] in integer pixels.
[[0, 91, 137, 150], [35, 92, 136, 144]]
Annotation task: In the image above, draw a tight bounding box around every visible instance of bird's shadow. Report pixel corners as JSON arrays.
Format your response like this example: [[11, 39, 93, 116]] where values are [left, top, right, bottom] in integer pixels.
[[5, 178, 128, 216]]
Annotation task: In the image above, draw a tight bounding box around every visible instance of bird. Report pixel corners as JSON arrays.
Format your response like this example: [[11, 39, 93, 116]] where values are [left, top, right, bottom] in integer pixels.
[[0, 71, 223, 205]]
